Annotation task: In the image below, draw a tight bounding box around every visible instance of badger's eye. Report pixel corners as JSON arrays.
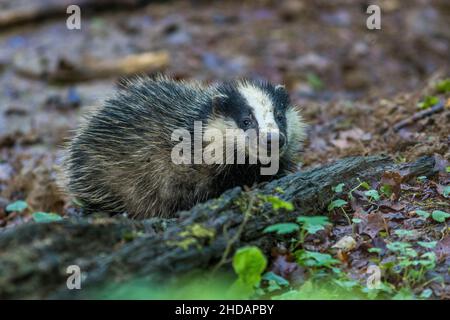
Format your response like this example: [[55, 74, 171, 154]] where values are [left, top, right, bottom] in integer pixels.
[[242, 119, 252, 127]]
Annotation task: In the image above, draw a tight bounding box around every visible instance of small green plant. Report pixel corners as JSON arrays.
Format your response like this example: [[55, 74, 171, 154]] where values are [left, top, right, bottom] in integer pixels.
[[365, 189, 380, 202], [415, 210, 430, 219], [417, 176, 427, 182], [333, 183, 345, 193], [259, 195, 294, 212], [380, 184, 393, 197], [384, 241, 437, 287], [420, 288, 433, 299], [32, 212, 63, 223], [435, 78, 450, 94], [295, 250, 339, 268], [6, 200, 28, 213], [431, 210, 450, 223], [231, 246, 267, 298], [443, 186, 450, 198], [306, 72, 324, 91], [417, 96, 439, 110], [368, 247, 382, 254], [328, 197, 353, 229], [296, 216, 330, 242], [347, 178, 370, 199], [261, 272, 289, 292], [327, 199, 347, 211], [394, 229, 415, 238], [264, 216, 330, 245], [417, 241, 437, 249], [263, 223, 299, 235]]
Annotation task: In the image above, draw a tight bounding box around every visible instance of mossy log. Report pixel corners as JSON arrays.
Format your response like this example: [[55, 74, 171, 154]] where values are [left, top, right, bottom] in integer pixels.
[[0, 155, 437, 298]]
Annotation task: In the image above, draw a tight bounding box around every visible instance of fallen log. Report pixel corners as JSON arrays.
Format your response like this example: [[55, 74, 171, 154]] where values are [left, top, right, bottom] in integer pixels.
[[0, 0, 151, 30], [0, 155, 437, 299], [13, 51, 170, 84]]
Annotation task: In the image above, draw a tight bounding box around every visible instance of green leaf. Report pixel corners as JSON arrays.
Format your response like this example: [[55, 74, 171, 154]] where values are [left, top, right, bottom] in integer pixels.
[[421, 252, 436, 262], [327, 199, 348, 211], [365, 190, 380, 201], [417, 96, 439, 110], [296, 216, 329, 226], [393, 288, 415, 300], [333, 279, 359, 290], [352, 218, 362, 224], [297, 216, 330, 234], [431, 210, 450, 223], [263, 223, 299, 235], [305, 224, 326, 234], [415, 210, 430, 219], [446, 166, 450, 173], [306, 72, 324, 91], [274, 187, 285, 194], [368, 248, 382, 254], [417, 241, 437, 249], [380, 184, 393, 197], [264, 196, 294, 212], [6, 200, 28, 213], [360, 181, 370, 190], [394, 229, 414, 237], [443, 186, 450, 198], [417, 176, 427, 182], [232, 246, 267, 288], [262, 272, 289, 287], [386, 241, 412, 253], [435, 78, 450, 94], [420, 288, 433, 299], [333, 183, 345, 193], [296, 250, 339, 268], [32, 212, 63, 223]]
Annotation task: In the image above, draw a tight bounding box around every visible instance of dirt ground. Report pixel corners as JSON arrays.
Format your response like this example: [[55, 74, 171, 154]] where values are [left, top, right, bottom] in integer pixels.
[[0, 0, 448, 299]]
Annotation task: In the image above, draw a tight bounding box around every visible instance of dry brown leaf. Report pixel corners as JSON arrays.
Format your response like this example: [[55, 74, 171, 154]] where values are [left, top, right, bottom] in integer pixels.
[[332, 235, 357, 252], [361, 211, 386, 239]]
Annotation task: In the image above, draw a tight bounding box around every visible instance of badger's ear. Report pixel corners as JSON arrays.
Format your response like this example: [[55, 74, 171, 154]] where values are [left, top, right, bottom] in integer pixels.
[[211, 94, 228, 114]]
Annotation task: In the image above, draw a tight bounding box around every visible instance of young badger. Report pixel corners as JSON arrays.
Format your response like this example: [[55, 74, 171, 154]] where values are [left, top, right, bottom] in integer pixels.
[[63, 76, 306, 218]]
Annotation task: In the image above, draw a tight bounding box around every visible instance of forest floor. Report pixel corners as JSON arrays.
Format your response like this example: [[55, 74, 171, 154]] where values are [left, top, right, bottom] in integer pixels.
[[0, 0, 449, 299]]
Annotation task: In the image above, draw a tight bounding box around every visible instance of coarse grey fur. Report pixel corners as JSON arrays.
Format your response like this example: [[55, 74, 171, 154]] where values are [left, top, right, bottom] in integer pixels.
[[62, 75, 306, 218]]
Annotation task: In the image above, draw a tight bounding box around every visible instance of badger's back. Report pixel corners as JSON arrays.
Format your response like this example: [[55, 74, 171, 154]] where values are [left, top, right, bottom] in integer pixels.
[[64, 77, 217, 217]]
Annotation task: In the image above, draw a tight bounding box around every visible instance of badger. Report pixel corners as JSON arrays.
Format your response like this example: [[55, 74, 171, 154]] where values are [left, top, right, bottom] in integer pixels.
[[63, 76, 306, 218]]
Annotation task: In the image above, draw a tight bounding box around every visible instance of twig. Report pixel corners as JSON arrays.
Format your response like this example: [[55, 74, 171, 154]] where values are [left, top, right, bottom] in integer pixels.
[[393, 101, 445, 132], [211, 194, 255, 275]]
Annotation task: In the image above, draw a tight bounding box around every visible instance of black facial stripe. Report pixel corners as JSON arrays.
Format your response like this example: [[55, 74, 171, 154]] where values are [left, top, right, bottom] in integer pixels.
[[216, 82, 259, 131], [247, 108, 259, 134]]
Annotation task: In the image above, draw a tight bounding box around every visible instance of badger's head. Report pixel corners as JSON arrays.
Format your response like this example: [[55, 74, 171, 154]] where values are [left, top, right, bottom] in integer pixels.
[[205, 80, 306, 167]]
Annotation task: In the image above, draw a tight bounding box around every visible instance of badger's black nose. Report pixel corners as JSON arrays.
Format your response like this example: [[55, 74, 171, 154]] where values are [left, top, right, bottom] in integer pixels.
[[265, 132, 286, 149]]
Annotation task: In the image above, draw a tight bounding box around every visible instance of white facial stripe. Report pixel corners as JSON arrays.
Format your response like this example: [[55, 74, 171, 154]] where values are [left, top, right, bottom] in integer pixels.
[[238, 83, 278, 132]]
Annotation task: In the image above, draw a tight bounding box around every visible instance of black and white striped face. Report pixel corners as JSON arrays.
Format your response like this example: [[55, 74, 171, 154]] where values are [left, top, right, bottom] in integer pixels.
[[211, 80, 289, 152]]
